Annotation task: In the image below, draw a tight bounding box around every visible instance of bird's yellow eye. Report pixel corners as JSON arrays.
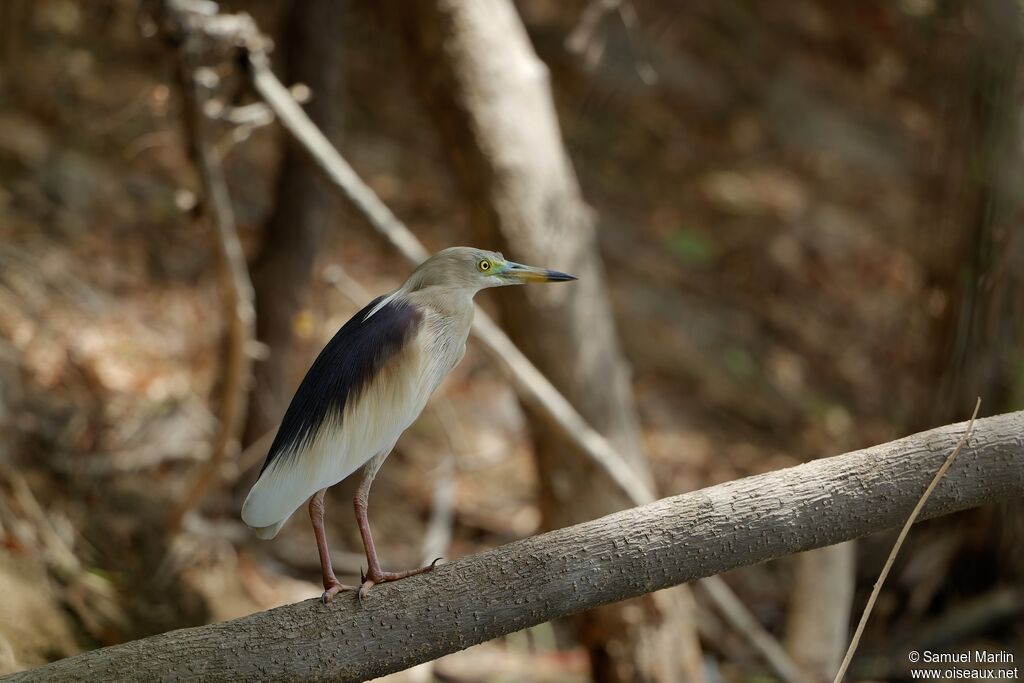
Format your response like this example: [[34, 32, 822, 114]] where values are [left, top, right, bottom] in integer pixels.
[[478, 259, 491, 272]]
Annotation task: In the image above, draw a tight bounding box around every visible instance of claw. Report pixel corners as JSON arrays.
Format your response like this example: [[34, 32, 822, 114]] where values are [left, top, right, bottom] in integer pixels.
[[354, 559, 440, 606], [357, 579, 375, 605], [320, 579, 355, 604]]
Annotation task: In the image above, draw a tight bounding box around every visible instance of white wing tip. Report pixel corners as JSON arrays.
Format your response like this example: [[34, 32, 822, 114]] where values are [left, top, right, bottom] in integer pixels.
[[241, 457, 313, 537], [249, 518, 287, 539]]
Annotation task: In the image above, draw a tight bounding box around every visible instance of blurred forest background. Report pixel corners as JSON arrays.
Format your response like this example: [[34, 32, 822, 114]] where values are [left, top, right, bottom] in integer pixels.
[[0, 0, 1022, 681]]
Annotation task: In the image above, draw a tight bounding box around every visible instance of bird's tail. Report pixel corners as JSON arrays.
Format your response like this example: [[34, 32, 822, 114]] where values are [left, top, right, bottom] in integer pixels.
[[241, 449, 331, 541], [250, 518, 287, 540], [241, 470, 294, 540]]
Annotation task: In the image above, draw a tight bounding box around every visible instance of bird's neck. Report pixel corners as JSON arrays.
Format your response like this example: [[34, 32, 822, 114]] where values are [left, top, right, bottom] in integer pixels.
[[401, 284, 475, 320]]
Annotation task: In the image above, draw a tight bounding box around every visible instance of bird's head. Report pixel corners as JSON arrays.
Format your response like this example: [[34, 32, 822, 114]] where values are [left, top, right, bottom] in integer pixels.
[[405, 247, 577, 293]]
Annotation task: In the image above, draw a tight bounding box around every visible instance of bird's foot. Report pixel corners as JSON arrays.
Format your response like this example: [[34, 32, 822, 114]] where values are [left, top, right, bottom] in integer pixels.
[[321, 578, 357, 604], [357, 558, 443, 603]]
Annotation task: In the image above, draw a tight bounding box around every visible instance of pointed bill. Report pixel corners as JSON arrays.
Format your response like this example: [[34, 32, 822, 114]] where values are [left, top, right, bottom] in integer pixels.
[[502, 261, 577, 283]]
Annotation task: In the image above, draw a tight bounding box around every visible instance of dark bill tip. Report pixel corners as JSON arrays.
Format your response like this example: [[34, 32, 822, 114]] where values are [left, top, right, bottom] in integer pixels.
[[545, 269, 577, 282]]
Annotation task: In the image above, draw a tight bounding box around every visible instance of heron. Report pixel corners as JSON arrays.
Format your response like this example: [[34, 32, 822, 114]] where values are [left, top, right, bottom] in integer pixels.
[[242, 247, 576, 602]]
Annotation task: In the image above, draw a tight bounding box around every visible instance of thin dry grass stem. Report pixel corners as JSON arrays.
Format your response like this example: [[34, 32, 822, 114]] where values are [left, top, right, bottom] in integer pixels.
[[832, 398, 982, 683]]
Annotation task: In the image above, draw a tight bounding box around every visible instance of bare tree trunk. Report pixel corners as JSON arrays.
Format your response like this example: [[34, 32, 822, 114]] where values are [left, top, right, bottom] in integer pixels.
[[784, 431, 859, 679], [921, 0, 1024, 428], [243, 0, 342, 445], [11, 411, 1024, 683], [784, 543, 855, 683], [917, 0, 1024, 591], [385, 2, 703, 681]]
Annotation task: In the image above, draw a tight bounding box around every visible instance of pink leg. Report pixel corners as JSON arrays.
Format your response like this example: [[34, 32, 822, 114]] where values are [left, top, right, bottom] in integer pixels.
[[354, 456, 440, 601], [309, 489, 355, 603]]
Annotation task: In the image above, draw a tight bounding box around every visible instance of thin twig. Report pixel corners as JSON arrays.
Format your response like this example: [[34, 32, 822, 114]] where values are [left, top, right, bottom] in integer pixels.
[[161, 2, 257, 533], [617, 1, 658, 85], [696, 577, 813, 683], [565, 0, 619, 63], [832, 398, 982, 683], [247, 50, 430, 264]]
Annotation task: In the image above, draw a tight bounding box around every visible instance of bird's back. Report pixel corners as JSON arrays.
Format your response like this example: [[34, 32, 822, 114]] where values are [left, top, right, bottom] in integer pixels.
[[241, 294, 428, 535]]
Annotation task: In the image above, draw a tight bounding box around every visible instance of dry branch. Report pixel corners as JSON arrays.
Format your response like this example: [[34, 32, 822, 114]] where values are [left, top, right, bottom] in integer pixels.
[[161, 1, 256, 532], [696, 576, 813, 683], [9, 412, 1023, 683]]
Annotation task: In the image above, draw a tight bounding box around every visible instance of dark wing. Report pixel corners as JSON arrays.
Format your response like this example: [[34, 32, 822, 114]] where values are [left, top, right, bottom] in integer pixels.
[[257, 294, 422, 476]]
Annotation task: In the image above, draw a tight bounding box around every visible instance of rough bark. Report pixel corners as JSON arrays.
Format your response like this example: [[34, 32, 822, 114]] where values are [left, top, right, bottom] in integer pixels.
[[242, 0, 342, 446], [384, 2, 703, 681], [9, 412, 1024, 683]]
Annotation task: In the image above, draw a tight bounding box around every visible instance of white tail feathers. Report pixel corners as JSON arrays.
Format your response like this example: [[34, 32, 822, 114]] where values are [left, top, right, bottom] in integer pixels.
[[241, 447, 339, 539], [241, 462, 305, 538], [240, 414, 374, 540], [250, 518, 287, 540]]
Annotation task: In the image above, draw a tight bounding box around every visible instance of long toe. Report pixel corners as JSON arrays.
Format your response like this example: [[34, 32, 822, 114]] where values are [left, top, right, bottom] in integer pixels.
[[357, 579, 376, 604], [356, 560, 443, 604], [379, 558, 442, 582], [322, 581, 356, 604]]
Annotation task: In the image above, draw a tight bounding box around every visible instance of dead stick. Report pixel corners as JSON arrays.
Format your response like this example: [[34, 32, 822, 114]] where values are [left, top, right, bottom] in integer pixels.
[[163, 4, 257, 532]]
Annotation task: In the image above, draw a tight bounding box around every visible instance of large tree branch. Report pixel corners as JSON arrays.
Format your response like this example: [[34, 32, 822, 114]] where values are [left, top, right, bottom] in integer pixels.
[[9, 412, 1023, 683]]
